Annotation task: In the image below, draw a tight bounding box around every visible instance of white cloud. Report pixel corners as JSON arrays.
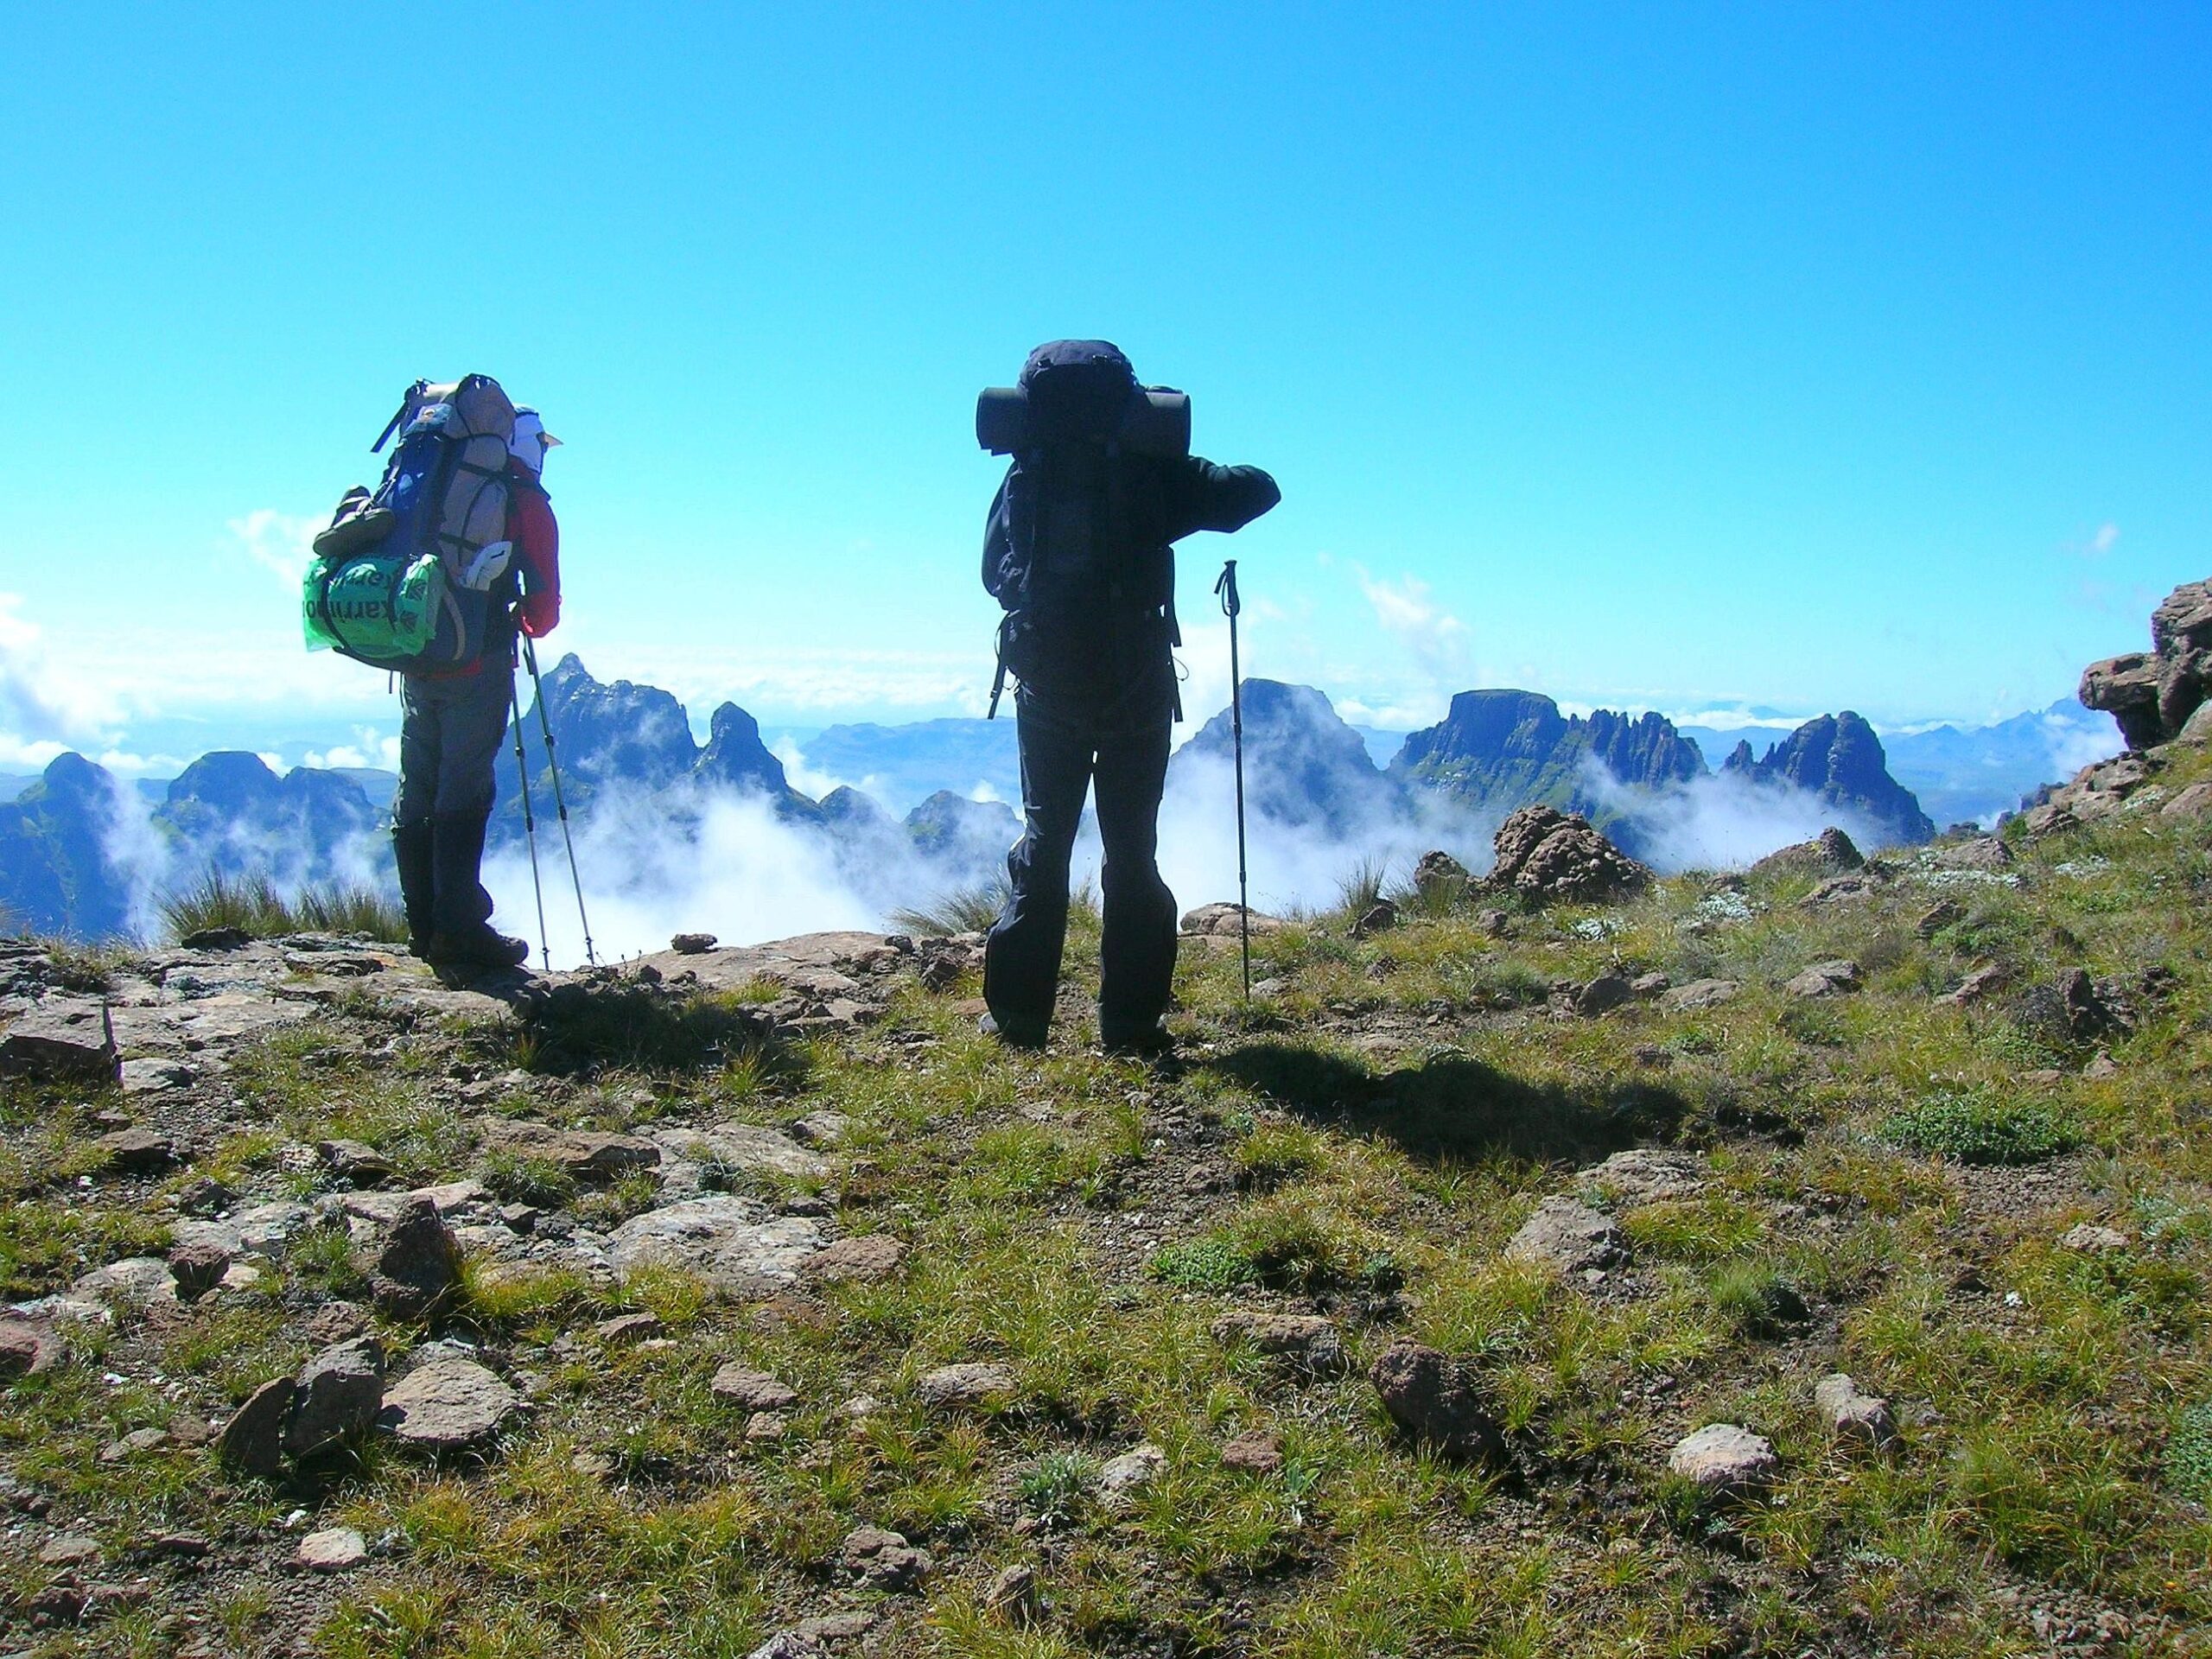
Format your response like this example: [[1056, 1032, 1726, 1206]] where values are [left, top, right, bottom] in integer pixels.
[[1354, 567, 1467, 658], [2075, 522, 2120, 559], [0, 593, 118, 741], [229, 508, 322, 589], [771, 736, 851, 801]]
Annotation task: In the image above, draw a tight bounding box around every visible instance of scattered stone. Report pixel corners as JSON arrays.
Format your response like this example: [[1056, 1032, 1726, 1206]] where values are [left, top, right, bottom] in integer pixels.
[[216, 1376, 296, 1478], [1475, 906, 1510, 937], [318, 1139, 397, 1186], [1581, 1147, 1707, 1204], [166, 1240, 232, 1300], [1629, 971, 1671, 997], [2053, 966, 2133, 1042], [1351, 899, 1400, 938], [1220, 1430, 1285, 1474], [1751, 826, 1864, 880], [378, 1357, 520, 1452], [1484, 805, 1651, 906], [0, 1319, 65, 1377], [1813, 1374, 1900, 1453], [1943, 963, 2008, 1007], [2059, 1224, 2131, 1254], [981, 1562, 1040, 1624], [179, 925, 252, 950], [0, 999, 119, 1083], [119, 1056, 195, 1095], [1573, 972, 1633, 1018], [486, 1121, 661, 1180], [1667, 1423, 1779, 1493], [594, 1312, 664, 1346], [788, 1110, 851, 1147], [1915, 899, 1965, 938], [293, 1527, 368, 1573], [671, 931, 719, 954], [1179, 902, 1288, 938], [916, 1361, 1014, 1407], [1411, 849, 1476, 904], [1098, 1442, 1167, 1503], [2083, 1051, 2120, 1080], [2162, 780, 2212, 820], [745, 1633, 829, 1659], [1935, 836, 2014, 870], [149, 1530, 211, 1558], [710, 1364, 799, 1411], [1505, 1197, 1624, 1272], [73, 1255, 177, 1310], [607, 1197, 825, 1299], [367, 1195, 463, 1321], [1785, 959, 1862, 998], [99, 1426, 169, 1461], [1661, 978, 1739, 1012], [92, 1126, 176, 1175], [1208, 1312, 1345, 1371], [1802, 872, 1881, 909], [837, 1524, 931, 1590], [802, 1233, 906, 1285], [40, 1531, 101, 1567], [1367, 1340, 1503, 1461], [284, 1338, 385, 1457], [174, 1175, 236, 1217], [304, 1302, 371, 1344], [745, 1409, 791, 1440]]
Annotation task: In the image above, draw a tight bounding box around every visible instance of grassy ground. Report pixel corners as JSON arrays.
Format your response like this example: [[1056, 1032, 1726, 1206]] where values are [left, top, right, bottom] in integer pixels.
[[4, 770, 2211, 1655]]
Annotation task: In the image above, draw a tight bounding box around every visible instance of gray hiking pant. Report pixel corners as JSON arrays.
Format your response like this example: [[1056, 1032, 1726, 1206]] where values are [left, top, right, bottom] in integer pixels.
[[393, 667, 512, 825]]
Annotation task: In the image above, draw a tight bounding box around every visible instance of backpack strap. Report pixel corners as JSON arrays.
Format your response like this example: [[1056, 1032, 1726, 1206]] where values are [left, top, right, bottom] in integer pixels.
[[372, 380, 427, 454]]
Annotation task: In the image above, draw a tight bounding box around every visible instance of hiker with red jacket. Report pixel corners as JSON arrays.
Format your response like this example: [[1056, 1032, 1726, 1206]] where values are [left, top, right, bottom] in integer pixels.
[[389, 409, 563, 968]]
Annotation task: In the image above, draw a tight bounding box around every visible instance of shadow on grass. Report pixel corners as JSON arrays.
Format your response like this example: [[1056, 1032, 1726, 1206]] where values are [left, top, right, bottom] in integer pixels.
[[1203, 1040, 1682, 1166], [491, 976, 809, 1081]]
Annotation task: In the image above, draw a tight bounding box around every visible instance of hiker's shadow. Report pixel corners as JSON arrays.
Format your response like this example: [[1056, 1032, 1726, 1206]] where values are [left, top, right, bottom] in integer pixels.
[[1200, 1039, 1682, 1166]]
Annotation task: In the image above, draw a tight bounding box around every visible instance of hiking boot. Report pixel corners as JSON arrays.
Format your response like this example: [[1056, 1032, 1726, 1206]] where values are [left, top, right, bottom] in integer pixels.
[[391, 820, 435, 957], [979, 1012, 1048, 1051], [424, 924, 532, 970]]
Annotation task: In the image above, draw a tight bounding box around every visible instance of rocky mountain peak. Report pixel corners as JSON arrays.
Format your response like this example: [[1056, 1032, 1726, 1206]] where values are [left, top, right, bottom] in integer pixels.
[[1723, 711, 1935, 844]]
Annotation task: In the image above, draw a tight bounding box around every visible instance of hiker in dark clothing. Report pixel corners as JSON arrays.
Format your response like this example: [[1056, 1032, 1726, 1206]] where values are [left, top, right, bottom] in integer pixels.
[[979, 341, 1278, 1052], [391, 410, 563, 968]]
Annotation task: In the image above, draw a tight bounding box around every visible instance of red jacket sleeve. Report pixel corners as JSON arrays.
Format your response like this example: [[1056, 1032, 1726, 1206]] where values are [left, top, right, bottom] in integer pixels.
[[511, 475, 562, 638]]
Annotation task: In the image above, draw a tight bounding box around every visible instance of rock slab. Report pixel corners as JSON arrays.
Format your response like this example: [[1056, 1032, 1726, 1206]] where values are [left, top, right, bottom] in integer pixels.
[[1668, 1423, 1779, 1492], [607, 1197, 824, 1298], [379, 1357, 519, 1452], [1505, 1197, 1624, 1272]]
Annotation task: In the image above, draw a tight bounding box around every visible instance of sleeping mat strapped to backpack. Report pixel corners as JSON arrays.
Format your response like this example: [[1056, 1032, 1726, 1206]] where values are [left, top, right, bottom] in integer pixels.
[[302, 375, 517, 672]]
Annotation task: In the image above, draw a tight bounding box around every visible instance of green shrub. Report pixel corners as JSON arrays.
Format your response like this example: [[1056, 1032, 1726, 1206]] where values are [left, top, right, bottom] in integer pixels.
[[1881, 1090, 2081, 1166], [1014, 1451, 1100, 1525], [1149, 1236, 1258, 1291], [2166, 1401, 2212, 1504]]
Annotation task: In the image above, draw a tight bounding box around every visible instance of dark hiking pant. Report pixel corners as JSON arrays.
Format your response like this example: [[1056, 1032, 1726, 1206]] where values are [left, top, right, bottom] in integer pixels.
[[984, 681, 1179, 1042], [393, 668, 512, 940]]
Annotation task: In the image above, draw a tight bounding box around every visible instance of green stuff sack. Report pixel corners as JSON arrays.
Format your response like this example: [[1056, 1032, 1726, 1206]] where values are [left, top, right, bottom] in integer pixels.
[[301, 550, 448, 664]]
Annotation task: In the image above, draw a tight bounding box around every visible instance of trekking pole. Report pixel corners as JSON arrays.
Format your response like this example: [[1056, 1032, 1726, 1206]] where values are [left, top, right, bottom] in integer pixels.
[[508, 674, 552, 973], [521, 637, 599, 967], [1212, 561, 1252, 1001]]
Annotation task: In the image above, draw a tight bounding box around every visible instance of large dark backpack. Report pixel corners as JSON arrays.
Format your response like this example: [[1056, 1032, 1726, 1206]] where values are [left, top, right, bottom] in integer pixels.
[[301, 375, 517, 673], [982, 342, 1180, 715]]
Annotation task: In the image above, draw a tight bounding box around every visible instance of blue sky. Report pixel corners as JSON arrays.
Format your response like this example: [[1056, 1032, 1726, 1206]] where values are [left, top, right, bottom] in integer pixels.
[[0, 3, 2205, 776]]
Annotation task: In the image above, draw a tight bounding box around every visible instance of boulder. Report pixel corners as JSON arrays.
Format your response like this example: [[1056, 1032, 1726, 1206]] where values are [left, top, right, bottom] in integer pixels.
[[1573, 972, 1633, 1018], [379, 1357, 520, 1452], [1661, 978, 1739, 1012], [801, 1234, 906, 1285], [1580, 1147, 1706, 1205], [367, 1196, 464, 1320], [166, 1240, 232, 1300], [1505, 1197, 1624, 1272], [837, 1525, 931, 1591], [2079, 579, 2212, 748], [1208, 1311, 1345, 1371], [216, 1376, 296, 1478], [294, 1527, 369, 1573], [485, 1121, 660, 1180], [318, 1139, 396, 1186], [1813, 1374, 1899, 1453], [1180, 902, 1287, 938], [1098, 1442, 1167, 1503], [652, 1122, 826, 1181], [1784, 959, 1862, 998], [916, 1361, 1014, 1407], [1667, 1423, 1779, 1493], [981, 1562, 1040, 1624], [0, 999, 119, 1084], [1750, 826, 1863, 880], [1366, 1340, 1503, 1461], [1411, 849, 1476, 904], [92, 1127, 176, 1176], [2058, 1223, 2130, 1254], [1484, 806, 1651, 906], [671, 932, 719, 954], [72, 1256, 177, 1310], [709, 1364, 799, 1411], [2163, 781, 2212, 821], [607, 1197, 824, 1298], [0, 1319, 65, 1377], [284, 1338, 386, 1457], [1351, 898, 1400, 938], [1942, 963, 2008, 1007]]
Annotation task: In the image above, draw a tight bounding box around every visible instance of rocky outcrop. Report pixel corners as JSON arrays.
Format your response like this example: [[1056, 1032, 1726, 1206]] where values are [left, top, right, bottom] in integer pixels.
[[1483, 806, 1651, 906], [1389, 690, 1703, 852], [2079, 579, 2212, 749], [1722, 713, 1935, 846]]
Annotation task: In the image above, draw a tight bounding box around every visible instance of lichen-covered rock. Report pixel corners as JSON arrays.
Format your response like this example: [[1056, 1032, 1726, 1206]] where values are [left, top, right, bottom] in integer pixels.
[[1505, 1198, 1624, 1272], [1367, 1340, 1503, 1461], [378, 1357, 520, 1452], [1668, 1422, 1779, 1492]]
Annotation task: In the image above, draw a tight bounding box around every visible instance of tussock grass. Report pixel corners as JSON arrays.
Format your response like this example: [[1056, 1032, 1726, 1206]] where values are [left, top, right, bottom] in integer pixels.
[[159, 867, 408, 944]]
